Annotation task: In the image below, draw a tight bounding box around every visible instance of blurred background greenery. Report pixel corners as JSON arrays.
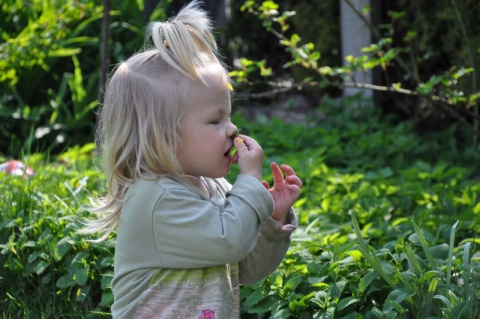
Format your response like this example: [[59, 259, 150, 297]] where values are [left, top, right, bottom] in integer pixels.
[[1, 0, 479, 157]]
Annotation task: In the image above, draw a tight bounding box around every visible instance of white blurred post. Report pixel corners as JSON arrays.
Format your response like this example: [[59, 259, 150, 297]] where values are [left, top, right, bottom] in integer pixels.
[[340, 0, 372, 98]]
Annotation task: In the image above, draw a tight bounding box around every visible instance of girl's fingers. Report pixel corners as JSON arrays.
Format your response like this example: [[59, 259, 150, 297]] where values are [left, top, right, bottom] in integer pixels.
[[282, 164, 302, 187], [233, 136, 247, 153], [286, 175, 302, 187], [281, 164, 296, 177], [267, 162, 302, 194], [236, 134, 261, 151], [262, 181, 269, 190], [234, 134, 264, 180], [234, 134, 261, 157], [287, 184, 301, 198], [271, 162, 284, 187]]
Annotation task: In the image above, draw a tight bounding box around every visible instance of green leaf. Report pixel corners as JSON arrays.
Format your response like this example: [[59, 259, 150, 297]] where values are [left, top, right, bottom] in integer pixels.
[[285, 275, 302, 292], [259, 1, 279, 11], [331, 280, 347, 299], [71, 251, 89, 266], [425, 278, 439, 315], [28, 251, 42, 263], [76, 284, 91, 302], [101, 274, 113, 290], [33, 260, 50, 275], [396, 270, 417, 292], [74, 266, 89, 285], [135, 0, 144, 11], [434, 294, 453, 309], [463, 242, 472, 299], [337, 296, 358, 310], [351, 212, 396, 288], [248, 296, 277, 314], [98, 256, 114, 268], [446, 221, 459, 285], [99, 290, 114, 307], [310, 291, 329, 308], [358, 270, 377, 293], [244, 290, 265, 308], [56, 274, 74, 289], [450, 301, 471, 318], [55, 236, 72, 260], [274, 308, 291, 319], [23, 241, 37, 248], [384, 289, 414, 311], [411, 220, 437, 270], [48, 48, 81, 57], [404, 243, 423, 275]]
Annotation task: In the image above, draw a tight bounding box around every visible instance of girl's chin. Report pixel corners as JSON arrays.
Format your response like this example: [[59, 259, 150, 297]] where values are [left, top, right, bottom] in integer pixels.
[[205, 165, 231, 179]]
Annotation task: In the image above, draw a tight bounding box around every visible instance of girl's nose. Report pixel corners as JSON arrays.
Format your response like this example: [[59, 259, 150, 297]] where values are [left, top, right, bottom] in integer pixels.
[[228, 122, 238, 139]]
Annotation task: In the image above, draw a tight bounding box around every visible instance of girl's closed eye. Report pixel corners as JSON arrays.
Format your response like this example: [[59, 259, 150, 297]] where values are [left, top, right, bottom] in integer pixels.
[[210, 114, 230, 125]]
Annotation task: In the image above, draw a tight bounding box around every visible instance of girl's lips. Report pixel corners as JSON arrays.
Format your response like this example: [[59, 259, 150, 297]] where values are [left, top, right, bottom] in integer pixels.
[[225, 139, 236, 156], [224, 146, 233, 157]]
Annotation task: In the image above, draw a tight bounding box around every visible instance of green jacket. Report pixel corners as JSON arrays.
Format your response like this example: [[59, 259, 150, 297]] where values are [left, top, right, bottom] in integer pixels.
[[111, 174, 297, 318]]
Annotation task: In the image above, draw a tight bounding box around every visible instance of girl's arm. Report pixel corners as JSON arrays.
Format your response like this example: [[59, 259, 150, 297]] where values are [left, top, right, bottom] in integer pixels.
[[239, 162, 302, 284], [150, 174, 273, 268], [238, 209, 297, 285]]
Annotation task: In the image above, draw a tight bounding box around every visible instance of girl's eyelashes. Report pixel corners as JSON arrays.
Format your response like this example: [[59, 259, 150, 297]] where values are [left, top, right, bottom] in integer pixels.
[[210, 114, 232, 125], [210, 116, 225, 125]]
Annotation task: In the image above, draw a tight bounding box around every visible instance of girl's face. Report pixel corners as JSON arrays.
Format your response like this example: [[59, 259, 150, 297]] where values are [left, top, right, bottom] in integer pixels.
[[177, 66, 238, 179]]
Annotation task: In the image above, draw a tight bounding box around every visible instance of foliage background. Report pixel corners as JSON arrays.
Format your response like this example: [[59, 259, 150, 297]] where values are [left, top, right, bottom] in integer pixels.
[[2, 99, 480, 318], [1, 0, 479, 156]]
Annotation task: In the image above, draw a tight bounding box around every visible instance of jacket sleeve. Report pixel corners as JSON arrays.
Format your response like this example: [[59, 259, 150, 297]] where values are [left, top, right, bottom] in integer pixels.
[[152, 174, 274, 269], [238, 208, 298, 285]]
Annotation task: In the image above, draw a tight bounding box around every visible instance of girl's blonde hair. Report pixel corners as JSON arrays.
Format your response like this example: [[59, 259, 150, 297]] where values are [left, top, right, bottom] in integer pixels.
[[84, 1, 230, 238]]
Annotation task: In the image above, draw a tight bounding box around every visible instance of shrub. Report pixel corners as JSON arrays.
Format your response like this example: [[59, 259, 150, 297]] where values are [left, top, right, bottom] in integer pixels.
[[0, 0, 169, 157], [0, 144, 113, 317], [2, 99, 480, 317], [0, 0, 104, 156], [233, 97, 480, 318], [230, 0, 480, 147]]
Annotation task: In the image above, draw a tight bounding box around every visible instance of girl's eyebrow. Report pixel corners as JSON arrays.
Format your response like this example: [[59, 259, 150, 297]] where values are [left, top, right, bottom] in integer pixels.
[[205, 107, 227, 120], [214, 106, 230, 117]]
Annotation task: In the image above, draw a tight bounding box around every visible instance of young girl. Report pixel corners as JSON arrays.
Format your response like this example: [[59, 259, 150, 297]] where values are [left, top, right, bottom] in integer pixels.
[[86, 1, 302, 318]]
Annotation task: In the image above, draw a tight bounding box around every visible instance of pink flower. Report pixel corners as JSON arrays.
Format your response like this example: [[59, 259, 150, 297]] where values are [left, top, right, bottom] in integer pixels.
[[198, 309, 215, 319], [0, 160, 34, 177]]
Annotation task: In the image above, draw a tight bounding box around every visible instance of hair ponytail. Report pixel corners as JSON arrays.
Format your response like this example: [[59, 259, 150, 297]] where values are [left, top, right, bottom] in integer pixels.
[[148, 1, 220, 82]]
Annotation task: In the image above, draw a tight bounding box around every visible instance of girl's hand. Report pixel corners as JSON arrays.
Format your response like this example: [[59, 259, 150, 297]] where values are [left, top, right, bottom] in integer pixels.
[[233, 134, 264, 181], [262, 162, 302, 224]]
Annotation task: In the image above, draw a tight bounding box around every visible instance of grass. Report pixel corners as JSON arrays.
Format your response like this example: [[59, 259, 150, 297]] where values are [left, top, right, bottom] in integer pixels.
[[1, 96, 480, 318]]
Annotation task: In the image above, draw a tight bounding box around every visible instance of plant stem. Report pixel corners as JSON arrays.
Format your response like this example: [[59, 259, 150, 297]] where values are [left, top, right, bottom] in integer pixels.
[[449, 0, 478, 147], [99, 0, 111, 106]]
